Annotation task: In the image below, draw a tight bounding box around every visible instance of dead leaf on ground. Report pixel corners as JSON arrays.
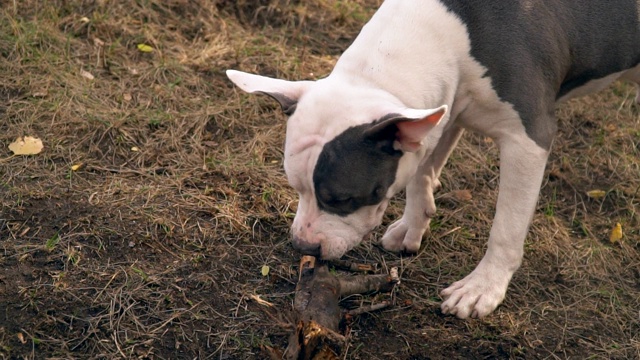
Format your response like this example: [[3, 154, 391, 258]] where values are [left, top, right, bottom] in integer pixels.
[[453, 189, 473, 201], [445, 189, 473, 202], [609, 223, 623, 244], [586, 189, 607, 199], [137, 43, 154, 53], [32, 89, 48, 97], [261, 265, 270, 276], [80, 69, 95, 80], [8, 136, 44, 155]]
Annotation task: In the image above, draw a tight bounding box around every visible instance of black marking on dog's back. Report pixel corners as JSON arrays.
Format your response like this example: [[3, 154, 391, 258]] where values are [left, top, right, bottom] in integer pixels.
[[313, 120, 402, 216], [439, 0, 640, 149]]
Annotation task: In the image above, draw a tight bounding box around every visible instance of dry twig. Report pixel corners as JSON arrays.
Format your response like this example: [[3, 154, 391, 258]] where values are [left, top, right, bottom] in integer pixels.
[[280, 256, 399, 360]]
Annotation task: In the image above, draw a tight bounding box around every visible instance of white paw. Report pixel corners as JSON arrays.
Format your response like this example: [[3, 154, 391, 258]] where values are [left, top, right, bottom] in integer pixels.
[[380, 218, 425, 253], [440, 263, 511, 319]]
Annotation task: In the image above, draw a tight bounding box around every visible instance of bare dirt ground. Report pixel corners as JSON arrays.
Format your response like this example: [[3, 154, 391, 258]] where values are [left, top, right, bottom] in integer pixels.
[[1, 0, 639, 359]]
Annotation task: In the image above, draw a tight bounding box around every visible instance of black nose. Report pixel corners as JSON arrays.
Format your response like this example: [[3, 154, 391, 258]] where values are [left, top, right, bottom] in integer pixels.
[[292, 235, 320, 256]]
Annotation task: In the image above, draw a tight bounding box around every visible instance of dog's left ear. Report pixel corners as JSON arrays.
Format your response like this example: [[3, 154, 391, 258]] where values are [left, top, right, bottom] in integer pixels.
[[365, 105, 448, 152], [226, 70, 313, 115]]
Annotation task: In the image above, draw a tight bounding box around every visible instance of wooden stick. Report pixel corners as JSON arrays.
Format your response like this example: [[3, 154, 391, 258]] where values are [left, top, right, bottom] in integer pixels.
[[346, 301, 393, 316], [329, 259, 378, 273], [283, 256, 399, 360], [338, 267, 399, 297]]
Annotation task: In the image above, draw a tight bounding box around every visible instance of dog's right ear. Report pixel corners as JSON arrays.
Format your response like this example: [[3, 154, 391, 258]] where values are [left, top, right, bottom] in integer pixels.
[[226, 70, 313, 115]]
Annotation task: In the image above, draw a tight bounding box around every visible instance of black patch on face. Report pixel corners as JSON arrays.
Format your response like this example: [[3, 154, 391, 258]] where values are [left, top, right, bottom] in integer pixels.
[[313, 120, 403, 216]]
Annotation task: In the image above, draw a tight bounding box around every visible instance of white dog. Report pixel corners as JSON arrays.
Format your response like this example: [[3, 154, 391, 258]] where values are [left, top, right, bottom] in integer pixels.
[[228, 0, 640, 318]]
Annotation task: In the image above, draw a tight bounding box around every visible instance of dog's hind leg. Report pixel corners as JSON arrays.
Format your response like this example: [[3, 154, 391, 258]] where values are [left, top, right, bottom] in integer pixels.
[[621, 64, 640, 104]]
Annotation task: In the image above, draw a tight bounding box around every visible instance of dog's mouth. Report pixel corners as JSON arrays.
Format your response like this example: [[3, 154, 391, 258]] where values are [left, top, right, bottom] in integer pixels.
[[307, 245, 322, 257], [292, 226, 379, 259], [292, 232, 324, 256]]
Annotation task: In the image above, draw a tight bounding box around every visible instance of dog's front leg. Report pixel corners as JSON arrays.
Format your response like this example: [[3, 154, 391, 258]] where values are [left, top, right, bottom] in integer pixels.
[[440, 134, 550, 319], [381, 126, 464, 253]]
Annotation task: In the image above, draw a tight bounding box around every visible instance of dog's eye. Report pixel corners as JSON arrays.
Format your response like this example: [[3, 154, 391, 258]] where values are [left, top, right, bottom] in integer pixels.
[[326, 196, 353, 208], [332, 197, 352, 205]]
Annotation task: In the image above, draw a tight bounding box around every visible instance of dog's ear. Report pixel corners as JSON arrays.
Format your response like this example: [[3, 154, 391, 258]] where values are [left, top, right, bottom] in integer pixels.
[[365, 105, 447, 152], [226, 70, 313, 115]]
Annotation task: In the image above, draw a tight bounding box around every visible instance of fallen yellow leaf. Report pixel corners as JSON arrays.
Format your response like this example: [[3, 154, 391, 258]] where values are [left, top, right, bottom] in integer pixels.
[[451, 189, 473, 202], [80, 69, 95, 80], [261, 265, 270, 277], [586, 189, 606, 199], [8, 136, 44, 155], [609, 222, 623, 244], [137, 43, 154, 53], [71, 164, 82, 171]]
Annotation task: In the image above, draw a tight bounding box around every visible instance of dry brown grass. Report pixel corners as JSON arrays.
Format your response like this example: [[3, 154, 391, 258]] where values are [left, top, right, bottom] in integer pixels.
[[1, 0, 639, 359]]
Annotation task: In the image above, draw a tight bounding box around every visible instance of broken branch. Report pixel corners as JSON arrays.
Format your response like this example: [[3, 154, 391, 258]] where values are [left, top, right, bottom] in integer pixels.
[[283, 256, 399, 360]]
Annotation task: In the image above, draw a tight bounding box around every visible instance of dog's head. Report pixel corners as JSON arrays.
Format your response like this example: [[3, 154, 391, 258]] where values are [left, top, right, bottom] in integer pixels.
[[227, 70, 446, 259]]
